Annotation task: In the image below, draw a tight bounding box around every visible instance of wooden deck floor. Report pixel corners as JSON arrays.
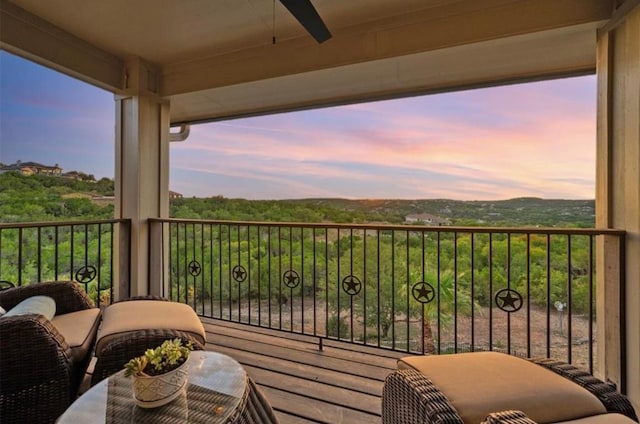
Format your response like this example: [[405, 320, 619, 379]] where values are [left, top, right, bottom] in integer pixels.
[[200, 317, 406, 424]]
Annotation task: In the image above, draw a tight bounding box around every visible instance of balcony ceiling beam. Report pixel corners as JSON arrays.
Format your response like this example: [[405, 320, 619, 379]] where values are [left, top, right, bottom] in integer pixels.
[[599, 0, 640, 34], [167, 22, 600, 125], [161, 0, 611, 97], [0, 0, 124, 92]]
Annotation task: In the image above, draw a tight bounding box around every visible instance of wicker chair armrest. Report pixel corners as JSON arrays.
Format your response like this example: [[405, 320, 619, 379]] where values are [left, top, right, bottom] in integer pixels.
[[481, 410, 538, 424], [0, 315, 75, 423], [91, 328, 205, 386], [234, 377, 280, 424], [115, 295, 169, 303], [529, 358, 638, 422], [0, 281, 94, 314], [0, 315, 74, 387], [382, 369, 463, 424]]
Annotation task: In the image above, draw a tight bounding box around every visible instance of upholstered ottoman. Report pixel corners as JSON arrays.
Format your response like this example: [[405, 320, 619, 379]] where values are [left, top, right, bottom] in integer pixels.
[[383, 351, 638, 424], [91, 299, 206, 385]]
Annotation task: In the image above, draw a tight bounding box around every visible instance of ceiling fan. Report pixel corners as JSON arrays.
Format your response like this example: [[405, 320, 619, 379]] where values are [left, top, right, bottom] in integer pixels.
[[278, 0, 332, 43]]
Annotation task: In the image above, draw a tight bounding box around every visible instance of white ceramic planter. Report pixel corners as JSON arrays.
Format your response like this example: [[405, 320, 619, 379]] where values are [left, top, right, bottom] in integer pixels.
[[132, 357, 189, 408]]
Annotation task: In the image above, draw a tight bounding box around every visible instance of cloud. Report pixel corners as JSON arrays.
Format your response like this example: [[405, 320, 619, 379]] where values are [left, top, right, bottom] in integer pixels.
[[170, 76, 595, 200]]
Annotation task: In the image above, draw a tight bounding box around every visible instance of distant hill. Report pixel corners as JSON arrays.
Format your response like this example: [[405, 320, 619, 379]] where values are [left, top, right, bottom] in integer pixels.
[[172, 196, 595, 228], [0, 172, 594, 227], [284, 197, 595, 227]]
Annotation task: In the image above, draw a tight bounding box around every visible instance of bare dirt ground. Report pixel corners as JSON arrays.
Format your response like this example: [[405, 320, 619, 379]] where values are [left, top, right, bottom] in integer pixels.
[[211, 296, 595, 369], [436, 305, 595, 369]]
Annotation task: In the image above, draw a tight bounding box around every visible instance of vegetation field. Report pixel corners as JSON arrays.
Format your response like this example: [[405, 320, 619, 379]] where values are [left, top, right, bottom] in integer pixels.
[[0, 172, 600, 364]]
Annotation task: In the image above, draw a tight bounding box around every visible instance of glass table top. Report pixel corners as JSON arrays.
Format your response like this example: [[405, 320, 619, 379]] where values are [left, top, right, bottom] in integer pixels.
[[58, 351, 247, 423]]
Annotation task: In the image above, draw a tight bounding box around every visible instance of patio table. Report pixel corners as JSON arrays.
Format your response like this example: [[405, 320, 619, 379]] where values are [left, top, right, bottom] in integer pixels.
[[58, 351, 253, 423]]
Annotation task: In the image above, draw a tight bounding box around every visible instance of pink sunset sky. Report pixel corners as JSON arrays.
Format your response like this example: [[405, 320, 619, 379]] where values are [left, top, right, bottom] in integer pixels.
[[1, 51, 596, 200]]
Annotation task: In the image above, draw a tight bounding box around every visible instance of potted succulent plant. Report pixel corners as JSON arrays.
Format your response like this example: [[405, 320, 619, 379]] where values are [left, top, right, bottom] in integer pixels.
[[124, 338, 194, 408]]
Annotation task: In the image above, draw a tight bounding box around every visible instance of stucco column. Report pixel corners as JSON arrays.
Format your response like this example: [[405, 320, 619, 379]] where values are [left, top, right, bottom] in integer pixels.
[[596, 2, 640, 410], [114, 58, 170, 298]]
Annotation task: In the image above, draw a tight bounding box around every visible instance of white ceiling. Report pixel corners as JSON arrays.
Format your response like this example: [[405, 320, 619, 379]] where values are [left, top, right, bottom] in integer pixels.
[[1, 0, 611, 124]]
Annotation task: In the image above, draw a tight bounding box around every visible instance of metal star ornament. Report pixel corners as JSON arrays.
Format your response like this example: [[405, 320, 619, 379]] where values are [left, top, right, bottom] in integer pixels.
[[495, 288, 523, 312]]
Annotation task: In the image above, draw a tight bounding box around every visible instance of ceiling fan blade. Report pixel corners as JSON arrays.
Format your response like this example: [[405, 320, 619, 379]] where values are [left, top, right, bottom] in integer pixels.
[[279, 0, 332, 43]]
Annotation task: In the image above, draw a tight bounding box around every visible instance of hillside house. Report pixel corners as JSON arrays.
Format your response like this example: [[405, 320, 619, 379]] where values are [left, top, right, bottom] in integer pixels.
[[62, 171, 95, 181], [0, 161, 62, 176], [405, 213, 450, 226]]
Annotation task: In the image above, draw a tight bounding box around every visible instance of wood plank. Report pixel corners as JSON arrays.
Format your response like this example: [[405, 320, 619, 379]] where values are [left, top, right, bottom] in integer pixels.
[[204, 321, 326, 353], [207, 343, 384, 396], [244, 365, 381, 415], [275, 412, 319, 424], [205, 321, 401, 369], [204, 318, 407, 360], [201, 319, 397, 423], [205, 333, 392, 381], [320, 338, 409, 360], [204, 318, 323, 343], [259, 386, 380, 424]]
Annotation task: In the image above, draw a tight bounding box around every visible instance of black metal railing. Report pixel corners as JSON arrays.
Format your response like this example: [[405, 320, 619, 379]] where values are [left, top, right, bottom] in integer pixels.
[[150, 218, 625, 372], [0, 219, 130, 306]]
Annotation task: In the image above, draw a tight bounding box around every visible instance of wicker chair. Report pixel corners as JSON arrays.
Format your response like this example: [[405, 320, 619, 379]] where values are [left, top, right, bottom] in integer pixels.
[[0, 281, 101, 424], [382, 352, 638, 424]]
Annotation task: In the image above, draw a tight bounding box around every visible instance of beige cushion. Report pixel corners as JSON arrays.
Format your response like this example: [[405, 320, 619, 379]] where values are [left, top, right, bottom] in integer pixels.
[[51, 308, 102, 363], [95, 300, 205, 356], [557, 413, 638, 424], [398, 352, 607, 424]]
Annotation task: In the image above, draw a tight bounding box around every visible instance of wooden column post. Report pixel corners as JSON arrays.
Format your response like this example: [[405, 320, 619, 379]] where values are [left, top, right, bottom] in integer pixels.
[[114, 57, 170, 299], [596, 1, 640, 410]]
